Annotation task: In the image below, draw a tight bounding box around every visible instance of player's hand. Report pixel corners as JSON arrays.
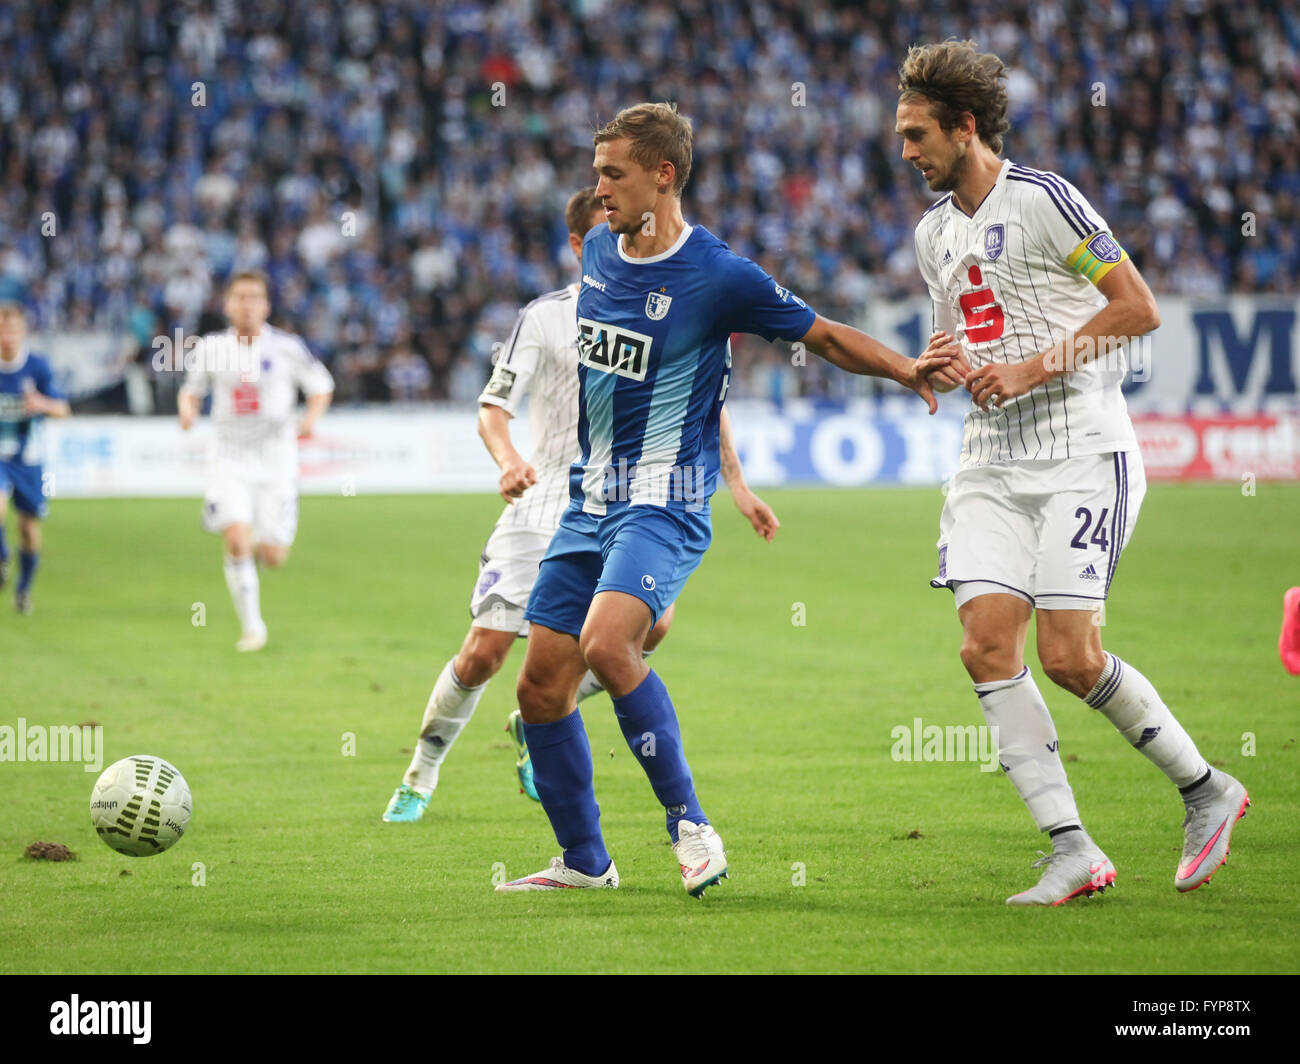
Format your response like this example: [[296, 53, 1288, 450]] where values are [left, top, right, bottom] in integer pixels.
[[966, 359, 1046, 411], [297, 418, 317, 438], [21, 391, 48, 415], [499, 458, 537, 503], [921, 331, 969, 393], [178, 410, 195, 431], [904, 334, 963, 415], [733, 488, 779, 542]]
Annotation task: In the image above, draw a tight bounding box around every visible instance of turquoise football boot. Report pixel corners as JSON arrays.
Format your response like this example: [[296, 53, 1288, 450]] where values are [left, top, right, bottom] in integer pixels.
[[382, 784, 431, 822], [505, 710, 540, 802]]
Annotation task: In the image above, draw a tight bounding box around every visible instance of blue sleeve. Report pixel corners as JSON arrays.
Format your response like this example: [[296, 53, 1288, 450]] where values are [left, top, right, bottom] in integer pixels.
[[715, 253, 816, 342], [35, 357, 63, 401]]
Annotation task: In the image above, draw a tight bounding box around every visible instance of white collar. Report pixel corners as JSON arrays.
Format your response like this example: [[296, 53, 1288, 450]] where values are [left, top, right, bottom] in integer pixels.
[[617, 224, 694, 265]]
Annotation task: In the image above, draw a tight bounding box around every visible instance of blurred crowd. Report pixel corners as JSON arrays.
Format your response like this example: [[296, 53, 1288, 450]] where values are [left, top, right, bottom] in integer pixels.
[[0, 0, 1296, 406]]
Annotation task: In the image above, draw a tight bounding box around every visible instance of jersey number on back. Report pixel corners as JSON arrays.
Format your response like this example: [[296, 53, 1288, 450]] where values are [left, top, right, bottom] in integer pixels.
[[959, 265, 1005, 343]]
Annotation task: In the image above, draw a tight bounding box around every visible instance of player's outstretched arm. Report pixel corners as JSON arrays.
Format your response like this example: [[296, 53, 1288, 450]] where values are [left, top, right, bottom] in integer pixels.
[[22, 392, 70, 418], [478, 403, 536, 503], [177, 389, 202, 431], [297, 390, 331, 438], [799, 314, 966, 415], [967, 260, 1161, 410], [719, 406, 778, 542]]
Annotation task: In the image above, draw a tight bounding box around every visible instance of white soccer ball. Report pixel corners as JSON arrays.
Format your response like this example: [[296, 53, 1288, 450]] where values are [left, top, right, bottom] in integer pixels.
[[90, 755, 192, 857]]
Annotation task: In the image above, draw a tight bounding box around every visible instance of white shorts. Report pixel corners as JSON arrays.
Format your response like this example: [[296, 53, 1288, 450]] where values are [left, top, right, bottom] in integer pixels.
[[930, 451, 1146, 611], [470, 522, 554, 634], [201, 468, 299, 547]]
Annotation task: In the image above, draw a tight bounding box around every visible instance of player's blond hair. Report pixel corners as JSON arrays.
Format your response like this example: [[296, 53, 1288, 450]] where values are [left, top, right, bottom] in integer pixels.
[[226, 270, 270, 295], [898, 40, 1011, 154], [593, 102, 693, 196], [565, 186, 603, 236]]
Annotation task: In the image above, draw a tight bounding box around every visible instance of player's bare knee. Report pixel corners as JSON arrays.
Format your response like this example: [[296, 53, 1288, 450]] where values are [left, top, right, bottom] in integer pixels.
[[17, 518, 40, 551], [457, 630, 511, 687], [256, 544, 288, 568], [579, 631, 632, 689], [959, 633, 1017, 682], [515, 671, 563, 724], [1038, 648, 1100, 698]]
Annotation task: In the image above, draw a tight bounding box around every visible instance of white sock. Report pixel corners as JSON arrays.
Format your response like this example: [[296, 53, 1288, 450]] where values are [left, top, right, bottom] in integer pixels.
[[576, 648, 655, 704], [402, 660, 487, 793], [575, 670, 605, 703], [975, 666, 1082, 833], [1085, 653, 1207, 788], [223, 555, 263, 634]]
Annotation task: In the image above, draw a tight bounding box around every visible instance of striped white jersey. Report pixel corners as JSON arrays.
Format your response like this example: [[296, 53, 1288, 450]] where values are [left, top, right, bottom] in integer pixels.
[[914, 159, 1139, 468], [180, 324, 334, 478], [478, 283, 580, 532]]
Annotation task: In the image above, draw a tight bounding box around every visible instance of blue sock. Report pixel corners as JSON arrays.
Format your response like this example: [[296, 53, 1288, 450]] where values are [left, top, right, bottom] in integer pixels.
[[522, 709, 610, 877], [17, 550, 38, 593], [0, 525, 8, 563], [612, 669, 706, 843]]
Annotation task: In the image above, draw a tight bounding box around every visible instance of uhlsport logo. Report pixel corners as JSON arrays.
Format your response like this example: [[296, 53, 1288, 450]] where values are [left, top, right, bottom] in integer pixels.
[[641, 574, 656, 591], [50, 996, 151, 1044]]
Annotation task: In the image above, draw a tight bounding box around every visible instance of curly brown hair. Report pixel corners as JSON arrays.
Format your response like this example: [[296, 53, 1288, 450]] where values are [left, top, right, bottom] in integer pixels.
[[898, 40, 1011, 155], [593, 102, 693, 196]]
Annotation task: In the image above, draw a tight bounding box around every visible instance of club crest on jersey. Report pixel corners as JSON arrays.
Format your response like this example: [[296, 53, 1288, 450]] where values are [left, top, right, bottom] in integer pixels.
[[984, 224, 1005, 261], [644, 290, 672, 321], [1086, 232, 1123, 263]]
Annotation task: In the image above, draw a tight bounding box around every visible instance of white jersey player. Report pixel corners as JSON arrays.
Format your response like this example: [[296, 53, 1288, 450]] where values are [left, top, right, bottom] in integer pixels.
[[179, 271, 334, 652], [897, 41, 1248, 905], [382, 187, 780, 822]]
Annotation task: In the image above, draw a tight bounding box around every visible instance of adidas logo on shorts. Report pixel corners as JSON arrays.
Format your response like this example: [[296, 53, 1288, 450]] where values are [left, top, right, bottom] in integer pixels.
[[1079, 564, 1101, 581]]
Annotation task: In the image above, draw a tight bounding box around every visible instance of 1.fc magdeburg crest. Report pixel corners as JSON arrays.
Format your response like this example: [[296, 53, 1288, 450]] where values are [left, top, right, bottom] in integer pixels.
[[645, 291, 672, 320]]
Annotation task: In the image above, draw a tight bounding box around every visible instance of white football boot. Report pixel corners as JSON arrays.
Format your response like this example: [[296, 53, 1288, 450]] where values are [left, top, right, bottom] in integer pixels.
[[235, 624, 268, 653], [673, 820, 728, 898], [1006, 833, 1115, 906], [1175, 769, 1250, 893], [495, 856, 619, 892]]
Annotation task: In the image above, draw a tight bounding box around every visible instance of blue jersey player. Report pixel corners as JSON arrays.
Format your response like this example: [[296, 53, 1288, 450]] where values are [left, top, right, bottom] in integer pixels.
[[0, 301, 70, 614], [495, 103, 965, 897]]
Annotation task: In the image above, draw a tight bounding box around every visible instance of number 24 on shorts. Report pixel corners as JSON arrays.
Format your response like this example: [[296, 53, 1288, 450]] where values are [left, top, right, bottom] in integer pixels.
[[1070, 506, 1110, 551]]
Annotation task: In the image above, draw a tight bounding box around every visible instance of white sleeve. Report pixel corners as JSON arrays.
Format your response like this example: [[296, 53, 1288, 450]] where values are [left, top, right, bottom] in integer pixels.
[[1022, 175, 1129, 284], [292, 337, 334, 396], [178, 336, 210, 397], [914, 225, 956, 336], [478, 302, 542, 416]]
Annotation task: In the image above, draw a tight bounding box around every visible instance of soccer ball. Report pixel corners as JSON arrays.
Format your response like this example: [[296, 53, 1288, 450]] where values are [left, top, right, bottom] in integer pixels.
[[90, 755, 192, 857]]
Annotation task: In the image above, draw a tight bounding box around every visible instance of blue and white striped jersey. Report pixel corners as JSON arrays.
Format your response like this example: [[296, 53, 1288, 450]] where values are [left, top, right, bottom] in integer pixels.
[[573, 222, 814, 515], [0, 350, 61, 466]]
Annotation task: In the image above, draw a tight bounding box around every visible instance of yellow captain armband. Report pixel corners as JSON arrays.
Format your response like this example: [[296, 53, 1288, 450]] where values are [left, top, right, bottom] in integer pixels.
[[1066, 232, 1129, 284]]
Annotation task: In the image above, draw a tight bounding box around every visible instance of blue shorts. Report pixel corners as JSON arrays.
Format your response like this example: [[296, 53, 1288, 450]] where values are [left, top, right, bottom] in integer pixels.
[[524, 503, 712, 636], [0, 461, 47, 519]]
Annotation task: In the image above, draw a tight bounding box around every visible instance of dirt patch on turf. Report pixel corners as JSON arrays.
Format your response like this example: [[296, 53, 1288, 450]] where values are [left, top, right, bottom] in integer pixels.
[[24, 841, 77, 861]]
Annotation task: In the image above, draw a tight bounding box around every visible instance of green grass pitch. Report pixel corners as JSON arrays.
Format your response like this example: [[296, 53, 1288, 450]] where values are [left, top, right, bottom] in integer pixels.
[[2, 483, 1297, 974]]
